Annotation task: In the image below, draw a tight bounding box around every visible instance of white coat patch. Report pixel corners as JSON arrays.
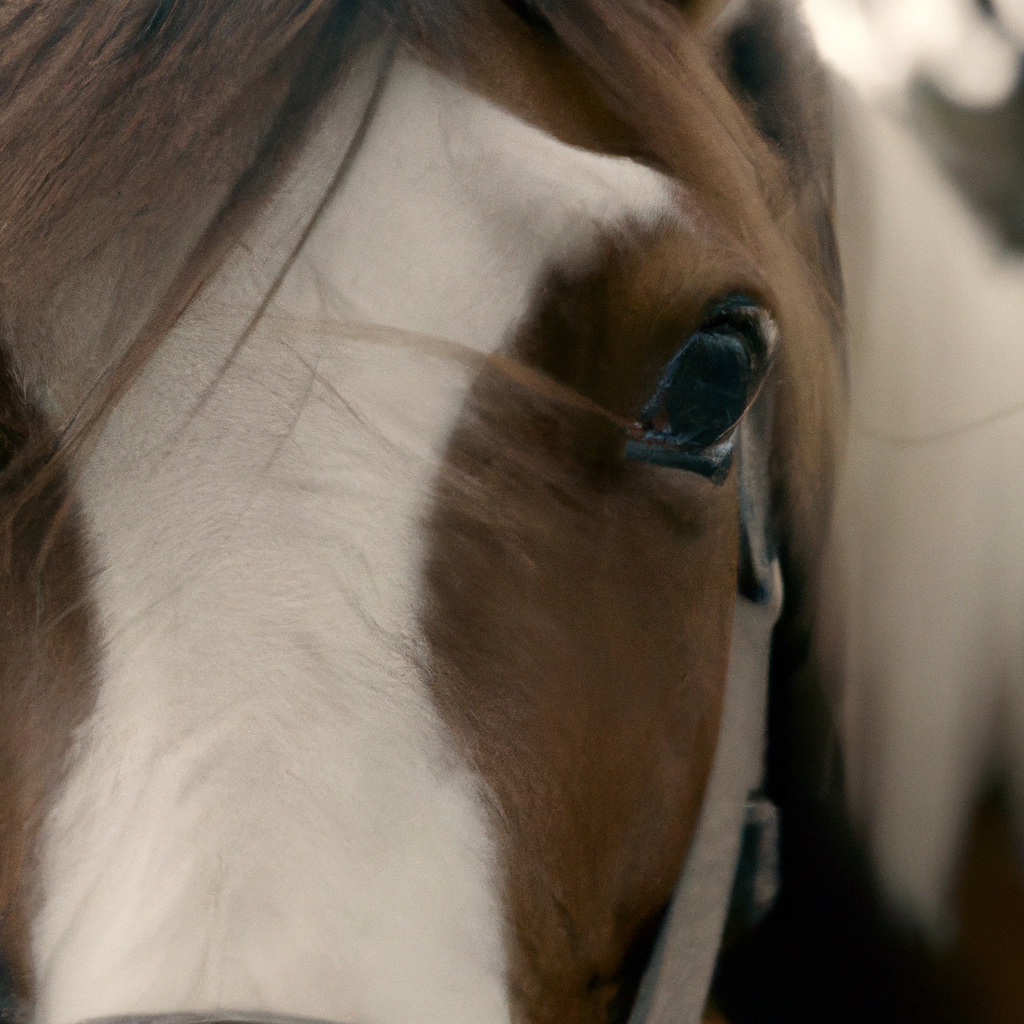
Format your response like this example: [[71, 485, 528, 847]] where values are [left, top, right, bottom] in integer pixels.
[[33, 49, 677, 1024]]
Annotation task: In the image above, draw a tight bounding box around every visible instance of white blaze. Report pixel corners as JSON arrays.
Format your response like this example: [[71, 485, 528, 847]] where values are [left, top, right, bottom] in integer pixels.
[[34, 51, 676, 1024]]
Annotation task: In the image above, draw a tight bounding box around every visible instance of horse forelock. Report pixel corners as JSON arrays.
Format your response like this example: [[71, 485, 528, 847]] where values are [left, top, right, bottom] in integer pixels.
[[0, 2, 844, 1022]]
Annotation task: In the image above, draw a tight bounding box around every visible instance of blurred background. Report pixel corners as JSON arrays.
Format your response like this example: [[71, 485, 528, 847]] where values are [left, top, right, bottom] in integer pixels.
[[714, 2, 1024, 1021]]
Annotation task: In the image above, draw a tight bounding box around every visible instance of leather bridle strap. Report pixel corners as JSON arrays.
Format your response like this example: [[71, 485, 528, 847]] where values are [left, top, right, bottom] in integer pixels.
[[627, 560, 781, 1024]]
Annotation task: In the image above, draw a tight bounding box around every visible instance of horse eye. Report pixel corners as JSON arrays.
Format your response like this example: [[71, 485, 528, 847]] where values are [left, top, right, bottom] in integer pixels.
[[625, 296, 777, 483]]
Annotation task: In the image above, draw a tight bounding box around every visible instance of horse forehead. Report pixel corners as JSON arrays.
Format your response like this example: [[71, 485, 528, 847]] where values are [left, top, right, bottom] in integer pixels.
[[286, 56, 680, 347]]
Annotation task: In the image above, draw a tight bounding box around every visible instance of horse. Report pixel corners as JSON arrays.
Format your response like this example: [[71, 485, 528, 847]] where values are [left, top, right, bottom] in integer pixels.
[[0, 2, 843, 1022]]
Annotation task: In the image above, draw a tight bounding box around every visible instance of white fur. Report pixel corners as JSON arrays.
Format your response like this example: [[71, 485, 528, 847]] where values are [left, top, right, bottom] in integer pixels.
[[34, 52, 677, 1024], [818, 84, 1024, 936]]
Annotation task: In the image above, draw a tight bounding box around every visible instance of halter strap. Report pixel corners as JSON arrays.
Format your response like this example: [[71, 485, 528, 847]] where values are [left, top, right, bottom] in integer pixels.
[[627, 560, 781, 1024]]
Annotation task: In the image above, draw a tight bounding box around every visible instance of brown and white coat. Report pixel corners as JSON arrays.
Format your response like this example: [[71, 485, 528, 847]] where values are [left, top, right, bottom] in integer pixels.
[[0, 2, 842, 1023]]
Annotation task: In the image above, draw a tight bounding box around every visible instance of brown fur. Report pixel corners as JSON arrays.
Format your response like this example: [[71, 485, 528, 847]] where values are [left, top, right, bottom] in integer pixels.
[[419, 4, 842, 1021], [437, 0, 843, 588], [528, 0, 843, 585]]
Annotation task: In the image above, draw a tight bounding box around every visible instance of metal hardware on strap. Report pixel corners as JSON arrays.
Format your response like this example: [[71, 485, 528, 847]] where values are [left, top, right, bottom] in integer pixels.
[[728, 795, 781, 933]]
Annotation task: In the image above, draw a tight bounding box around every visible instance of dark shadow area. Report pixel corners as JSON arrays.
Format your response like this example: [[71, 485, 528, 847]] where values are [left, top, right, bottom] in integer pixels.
[[0, 955, 18, 1024], [938, 792, 1024, 1024], [712, 598, 977, 1024]]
